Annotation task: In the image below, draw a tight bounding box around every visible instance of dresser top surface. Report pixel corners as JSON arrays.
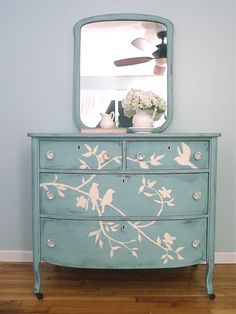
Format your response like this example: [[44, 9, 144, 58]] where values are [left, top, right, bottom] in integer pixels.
[[28, 133, 221, 139]]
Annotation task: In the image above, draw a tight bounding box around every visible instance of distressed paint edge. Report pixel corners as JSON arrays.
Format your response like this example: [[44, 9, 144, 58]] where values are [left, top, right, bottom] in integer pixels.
[[0, 251, 235, 263]]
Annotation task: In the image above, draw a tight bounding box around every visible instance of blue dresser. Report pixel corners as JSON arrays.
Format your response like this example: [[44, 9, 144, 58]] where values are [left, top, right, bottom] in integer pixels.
[[28, 133, 220, 299]]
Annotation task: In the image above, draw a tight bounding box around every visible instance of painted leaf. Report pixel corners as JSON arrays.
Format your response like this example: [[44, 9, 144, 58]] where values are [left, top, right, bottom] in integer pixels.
[[163, 258, 168, 264], [156, 154, 165, 161], [88, 230, 98, 237], [176, 247, 185, 253], [161, 254, 168, 259], [168, 254, 174, 260], [112, 246, 121, 251], [82, 151, 93, 157], [79, 159, 89, 169], [156, 236, 161, 245], [114, 158, 121, 164], [139, 162, 149, 169], [142, 176, 146, 185], [110, 250, 114, 258], [147, 180, 156, 188], [144, 192, 154, 197], [95, 232, 100, 243], [92, 145, 98, 154], [58, 190, 65, 198], [167, 199, 175, 206], [54, 174, 58, 182], [131, 250, 138, 257], [99, 239, 103, 248], [139, 185, 144, 193], [138, 234, 142, 242], [153, 199, 161, 204], [84, 144, 92, 152], [43, 185, 49, 191], [177, 253, 184, 260]]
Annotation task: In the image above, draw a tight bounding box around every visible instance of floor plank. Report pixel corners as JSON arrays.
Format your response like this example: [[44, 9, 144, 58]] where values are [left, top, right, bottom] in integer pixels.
[[0, 263, 235, 313]]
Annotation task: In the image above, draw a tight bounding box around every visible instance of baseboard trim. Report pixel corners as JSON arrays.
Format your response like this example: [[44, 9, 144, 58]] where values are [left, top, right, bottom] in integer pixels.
[[214, 252, 236, 264], [0, 250, 33, 262], [0, 251, 235, 263]]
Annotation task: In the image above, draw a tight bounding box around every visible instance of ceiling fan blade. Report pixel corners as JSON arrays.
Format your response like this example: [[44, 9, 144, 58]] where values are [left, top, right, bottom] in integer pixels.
[[114, 57, 153, 66], [131, 38, 154, 54], [153, 65, 166, 75]]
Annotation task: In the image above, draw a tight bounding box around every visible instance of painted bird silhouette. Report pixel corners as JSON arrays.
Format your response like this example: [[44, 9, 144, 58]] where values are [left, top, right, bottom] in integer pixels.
[[100, 188, 115, 214], [88, 183, 99, 210], [174, 143, 197, 169]]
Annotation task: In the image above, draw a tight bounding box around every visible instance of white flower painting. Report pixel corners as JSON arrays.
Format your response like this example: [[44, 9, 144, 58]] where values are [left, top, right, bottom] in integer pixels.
[[40, 143, 187, 263]]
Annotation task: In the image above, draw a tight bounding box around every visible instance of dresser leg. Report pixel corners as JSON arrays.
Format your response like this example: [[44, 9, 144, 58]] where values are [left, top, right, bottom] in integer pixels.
[[205, 263, 215, 299], [33, 262, 43, 298]]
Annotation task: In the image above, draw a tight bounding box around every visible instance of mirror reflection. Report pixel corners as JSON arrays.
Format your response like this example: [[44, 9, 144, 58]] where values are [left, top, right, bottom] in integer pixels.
[[79, 19, 169, 129]]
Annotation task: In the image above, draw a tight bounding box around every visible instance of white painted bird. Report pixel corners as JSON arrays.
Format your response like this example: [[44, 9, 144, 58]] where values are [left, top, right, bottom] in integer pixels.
[[174, 142, 197, 169], [100, 188, 115, 214], [88, 183, 99, 210]]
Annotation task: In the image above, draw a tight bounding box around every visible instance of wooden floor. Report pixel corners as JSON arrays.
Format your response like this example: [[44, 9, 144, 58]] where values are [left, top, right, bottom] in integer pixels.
[[0, 263, 235, 314]]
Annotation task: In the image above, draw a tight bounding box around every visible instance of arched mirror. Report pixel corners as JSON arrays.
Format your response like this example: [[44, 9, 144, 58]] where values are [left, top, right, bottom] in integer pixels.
[[73, 14, 173, 132]]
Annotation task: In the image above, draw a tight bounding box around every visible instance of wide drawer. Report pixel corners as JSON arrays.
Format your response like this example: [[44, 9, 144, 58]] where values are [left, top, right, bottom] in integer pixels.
[[41, 218, 207, 268], [40, 173, 208, 217], [40, 140, 122, 170], [127, 141, 209, 170]]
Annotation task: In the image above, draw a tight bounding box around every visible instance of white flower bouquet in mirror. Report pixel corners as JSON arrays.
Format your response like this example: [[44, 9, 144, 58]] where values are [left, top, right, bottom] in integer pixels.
[[122, 89, 167, 121]]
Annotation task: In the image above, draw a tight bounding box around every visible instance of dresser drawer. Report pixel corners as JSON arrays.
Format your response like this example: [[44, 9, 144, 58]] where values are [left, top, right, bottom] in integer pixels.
[[127, 141, 209, 170], [40, 140, 122, 170], [41, 218, 206, 268], [40, 173, 208, 217]]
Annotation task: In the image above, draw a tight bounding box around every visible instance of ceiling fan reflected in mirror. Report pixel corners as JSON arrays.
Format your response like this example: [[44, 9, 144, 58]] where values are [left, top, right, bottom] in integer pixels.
[[114, 30, 167, 75]]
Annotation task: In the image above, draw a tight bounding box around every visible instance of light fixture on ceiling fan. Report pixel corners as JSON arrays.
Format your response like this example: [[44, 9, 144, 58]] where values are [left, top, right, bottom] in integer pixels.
[[114, 30, 167, 75]]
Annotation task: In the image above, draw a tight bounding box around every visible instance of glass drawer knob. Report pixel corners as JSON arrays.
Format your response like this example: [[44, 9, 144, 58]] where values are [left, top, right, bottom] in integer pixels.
[[46, 191, 54, 200], [136, 152, 145, 161], [47, 239, 55, 248], [103, 152, 111, 161], [194, 152, 202, 160], [192, 240, 200, 248], [46, 151, 55, 160], [193, 191, 202, 200]]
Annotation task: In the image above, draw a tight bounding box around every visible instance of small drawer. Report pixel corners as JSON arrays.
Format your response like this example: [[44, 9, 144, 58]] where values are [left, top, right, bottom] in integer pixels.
[[127, 141, 209, 170], [40, 173, 208, 217], [41, 218, 207, 268], [40, 140, 122, 170]]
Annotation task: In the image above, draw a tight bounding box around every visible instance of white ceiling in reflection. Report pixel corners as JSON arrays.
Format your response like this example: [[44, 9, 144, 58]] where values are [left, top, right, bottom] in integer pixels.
[[80, 20, 166, 76]]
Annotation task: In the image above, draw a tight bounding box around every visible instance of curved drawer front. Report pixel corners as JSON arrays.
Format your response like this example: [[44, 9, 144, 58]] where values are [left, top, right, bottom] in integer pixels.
[[40, 173, 208, 217], [40, 140, 122, 170], [127, 141, 209, 170], [41, 218, 207, 268]]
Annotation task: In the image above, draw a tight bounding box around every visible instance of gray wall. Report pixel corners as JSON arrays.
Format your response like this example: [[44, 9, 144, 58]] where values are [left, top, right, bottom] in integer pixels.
[[0, 0, 235, 252]]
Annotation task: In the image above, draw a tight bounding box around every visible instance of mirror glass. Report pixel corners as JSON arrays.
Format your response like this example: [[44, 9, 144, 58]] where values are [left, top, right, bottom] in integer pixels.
[[74, 14, 173, 132]]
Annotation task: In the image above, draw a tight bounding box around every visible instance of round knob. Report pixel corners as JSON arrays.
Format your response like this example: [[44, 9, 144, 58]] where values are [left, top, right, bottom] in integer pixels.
[[103, 152, 111, 161], [192, 239, 200, 248], [193, 191, 202, 200], [47, 239, 56, 248], [136, 152, 145, 161], [194, 152, 202, 160], [46, 191, 54, 200], [46, 151, 55, 160]]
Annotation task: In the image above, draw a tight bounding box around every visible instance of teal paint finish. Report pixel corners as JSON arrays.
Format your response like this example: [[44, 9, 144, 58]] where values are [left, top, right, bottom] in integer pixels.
[[40, 140, 122, 170], [40, 173, 208, 217], [29, 133, 220, 297], [41, 218, 207, 269], [127, 140, 209, 170], [73, 14, 173, 133]]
